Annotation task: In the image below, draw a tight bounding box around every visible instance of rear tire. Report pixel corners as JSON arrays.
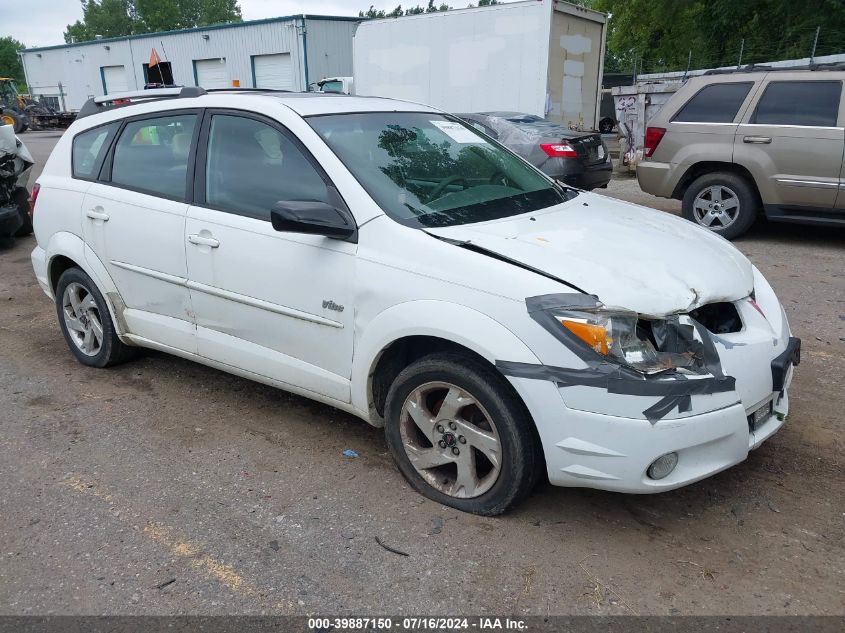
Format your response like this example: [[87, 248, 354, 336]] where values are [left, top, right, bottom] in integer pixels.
[[384, 352, 538, 515], [682, 172, 759, 240], [55, 267, 135, 368]]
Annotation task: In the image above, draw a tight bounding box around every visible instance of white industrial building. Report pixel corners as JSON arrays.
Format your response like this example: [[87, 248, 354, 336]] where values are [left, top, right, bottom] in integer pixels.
[[19, 14, 360, 111]]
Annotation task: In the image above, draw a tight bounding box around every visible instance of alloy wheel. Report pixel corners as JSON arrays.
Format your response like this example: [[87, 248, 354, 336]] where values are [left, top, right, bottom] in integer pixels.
[[399, 381, 502, 499], [692, 185, 740, 229], [61, 282, 104, 356]]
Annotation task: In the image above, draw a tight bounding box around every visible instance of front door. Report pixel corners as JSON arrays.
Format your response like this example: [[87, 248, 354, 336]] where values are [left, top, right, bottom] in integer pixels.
[[83, 111, 199, 352], [185, 111, 356, 403], [734, 79, 844, 211]]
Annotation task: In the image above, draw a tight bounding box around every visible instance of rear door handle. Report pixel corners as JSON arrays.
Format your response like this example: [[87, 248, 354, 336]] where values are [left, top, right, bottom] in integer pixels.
[[743, 136, 772, 144], [187, 234, 220, 248], [86, 208, 109, 221]]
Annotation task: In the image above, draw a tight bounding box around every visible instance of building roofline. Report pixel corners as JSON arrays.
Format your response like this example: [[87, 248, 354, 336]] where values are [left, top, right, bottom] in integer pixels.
[[21, 14, 362, 54]]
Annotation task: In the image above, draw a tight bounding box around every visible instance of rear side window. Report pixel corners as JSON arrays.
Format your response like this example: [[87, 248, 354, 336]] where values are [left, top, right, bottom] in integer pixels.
[[72, 123, 117, 179], [751, 81, 842, 127], [672, 82, 753, 123], [110, 114, 197, 199]]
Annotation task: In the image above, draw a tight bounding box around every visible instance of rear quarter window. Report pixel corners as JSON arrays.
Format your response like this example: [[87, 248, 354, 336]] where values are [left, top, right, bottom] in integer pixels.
[[751, 80, 842, 127], [71, 123, 118, 179], [672, 82, 754, 123]]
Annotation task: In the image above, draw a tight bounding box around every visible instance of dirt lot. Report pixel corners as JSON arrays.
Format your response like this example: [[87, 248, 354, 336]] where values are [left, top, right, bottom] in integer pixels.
[[1, 132, 843, 616]]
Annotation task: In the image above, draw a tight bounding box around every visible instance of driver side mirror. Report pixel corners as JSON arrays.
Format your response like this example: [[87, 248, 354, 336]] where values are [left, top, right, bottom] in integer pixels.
[[270, 200, 356, 242]]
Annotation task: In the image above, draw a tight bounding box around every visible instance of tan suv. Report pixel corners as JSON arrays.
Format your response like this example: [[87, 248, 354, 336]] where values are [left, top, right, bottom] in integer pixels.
[[637, 66, 845, 239]]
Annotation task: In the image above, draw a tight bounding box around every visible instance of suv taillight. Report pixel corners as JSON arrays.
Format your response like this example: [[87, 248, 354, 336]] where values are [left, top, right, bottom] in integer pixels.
[[29, 183, 40, 218], [540, 142, 578, 157], [644, 127, 666, 158]]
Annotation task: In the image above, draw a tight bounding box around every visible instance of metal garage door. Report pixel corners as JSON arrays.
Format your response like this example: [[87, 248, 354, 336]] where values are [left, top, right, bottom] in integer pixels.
[[194, 58, 229, 89], [101, 65, 129, 94], [252, 53, 294, 90]]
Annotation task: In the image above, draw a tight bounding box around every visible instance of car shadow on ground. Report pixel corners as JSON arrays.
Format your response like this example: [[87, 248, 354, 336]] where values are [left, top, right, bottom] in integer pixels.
[[739, 219, 845, 246]]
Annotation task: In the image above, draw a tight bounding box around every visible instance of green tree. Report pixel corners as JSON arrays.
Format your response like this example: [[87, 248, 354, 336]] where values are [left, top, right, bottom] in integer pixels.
[[583, 0, 845, 74], [0, 37, 26, 85], [359, 5, 387, 18], [359, 2, 452, 17], [64, 0, 242, 43], [65, 0, 138, 43]]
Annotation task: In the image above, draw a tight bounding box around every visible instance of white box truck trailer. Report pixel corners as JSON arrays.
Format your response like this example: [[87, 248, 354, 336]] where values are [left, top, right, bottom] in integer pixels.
[[353, 0, 607, 130]]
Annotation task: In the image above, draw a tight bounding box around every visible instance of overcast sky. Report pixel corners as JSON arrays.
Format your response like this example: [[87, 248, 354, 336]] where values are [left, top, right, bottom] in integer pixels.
[[7, 0, 416, 48]]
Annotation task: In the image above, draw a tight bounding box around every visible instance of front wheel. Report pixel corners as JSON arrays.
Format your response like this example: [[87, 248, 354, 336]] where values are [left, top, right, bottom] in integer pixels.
[[384, 352, 538, 515], [682, 172, 759, 240]]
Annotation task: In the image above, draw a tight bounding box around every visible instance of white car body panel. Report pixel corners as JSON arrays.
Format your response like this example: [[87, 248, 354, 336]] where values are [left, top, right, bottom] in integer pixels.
[[426, 193, 755, 316], [30, 91, 797, 496]]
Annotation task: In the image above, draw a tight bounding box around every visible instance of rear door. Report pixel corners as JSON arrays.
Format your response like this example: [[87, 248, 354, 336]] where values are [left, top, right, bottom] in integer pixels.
[[660, 80, 758, 166], [82, 111, 199, 353], [734, 77, 843, 212]]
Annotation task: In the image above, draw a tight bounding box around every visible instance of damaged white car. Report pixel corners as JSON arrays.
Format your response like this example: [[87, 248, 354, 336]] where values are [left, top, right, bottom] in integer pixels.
[[0, 124, 34, 247], [30, 89, 800, 515]]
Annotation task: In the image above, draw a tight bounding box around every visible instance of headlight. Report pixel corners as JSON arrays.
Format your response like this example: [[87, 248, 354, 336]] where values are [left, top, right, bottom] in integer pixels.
[[555, 309, 703, 375]]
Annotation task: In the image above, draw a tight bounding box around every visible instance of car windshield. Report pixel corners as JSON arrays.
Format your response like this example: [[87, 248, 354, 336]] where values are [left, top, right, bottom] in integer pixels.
[[307, 112, 575, 228]]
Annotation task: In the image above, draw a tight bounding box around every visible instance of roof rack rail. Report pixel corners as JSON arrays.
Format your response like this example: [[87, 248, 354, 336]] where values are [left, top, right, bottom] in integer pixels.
[[77, 86, 207, 119], [203, 87, 295, 93], [703, 61, 845, 75]]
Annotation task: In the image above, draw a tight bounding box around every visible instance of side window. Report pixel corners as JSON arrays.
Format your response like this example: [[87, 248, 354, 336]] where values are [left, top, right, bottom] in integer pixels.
[[72, 123, 117, 179], [672, 82, 753, 123], [110, 114, 197, 199], [751, 81, 842, 127], [204, 114, 330, 220]]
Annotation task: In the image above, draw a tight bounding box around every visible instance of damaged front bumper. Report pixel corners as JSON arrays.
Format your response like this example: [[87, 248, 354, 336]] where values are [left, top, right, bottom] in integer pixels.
[[505, 373, 792, 492], [497, 279, 799, 492]]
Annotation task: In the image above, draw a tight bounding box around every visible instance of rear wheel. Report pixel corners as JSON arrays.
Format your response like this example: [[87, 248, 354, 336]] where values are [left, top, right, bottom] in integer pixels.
[[682, 172, 759, 240], [55, 268, 135, 368], [384, 352, 538, 515]]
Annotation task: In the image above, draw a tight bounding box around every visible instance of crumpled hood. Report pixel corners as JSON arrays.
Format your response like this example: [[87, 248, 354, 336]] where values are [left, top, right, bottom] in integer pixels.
[[425, 193, 755, 316]]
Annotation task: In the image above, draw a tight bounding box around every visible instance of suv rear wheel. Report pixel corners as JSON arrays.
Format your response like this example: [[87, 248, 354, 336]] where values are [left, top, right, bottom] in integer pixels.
[[682, 172, 759, 240], [384, 352, 538, 515], [55, 268, 135, 368]]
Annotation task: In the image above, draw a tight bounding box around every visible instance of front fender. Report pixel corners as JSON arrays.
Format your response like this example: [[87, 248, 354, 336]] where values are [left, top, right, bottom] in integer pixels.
[[350, 299, 541, 421]]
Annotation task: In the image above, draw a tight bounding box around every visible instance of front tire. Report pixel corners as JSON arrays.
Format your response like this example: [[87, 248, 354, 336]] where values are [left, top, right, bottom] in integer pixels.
[[55, 267, 135, 368], [384, 352, 538, 515], [682, 172, 759, 240]]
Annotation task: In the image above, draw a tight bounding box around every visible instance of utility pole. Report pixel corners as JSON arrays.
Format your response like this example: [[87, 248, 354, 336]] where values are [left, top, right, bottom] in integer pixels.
[[737, 39, 744, 69], [682, 50, 692, 81], [810, 26, 820, 62]]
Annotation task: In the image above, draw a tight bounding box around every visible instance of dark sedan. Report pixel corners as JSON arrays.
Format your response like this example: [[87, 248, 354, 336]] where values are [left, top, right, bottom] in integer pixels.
[[457, 112, 612, 190]]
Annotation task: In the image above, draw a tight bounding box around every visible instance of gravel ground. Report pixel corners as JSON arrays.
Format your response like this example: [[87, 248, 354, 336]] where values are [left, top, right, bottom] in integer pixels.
[[0, 132, 843, 616]]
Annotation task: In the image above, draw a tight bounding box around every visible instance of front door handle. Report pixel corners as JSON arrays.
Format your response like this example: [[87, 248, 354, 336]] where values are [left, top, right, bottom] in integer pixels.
[[188, 234, 220, 248], [86, 208, 110, 221], [743, 136, 772, 144]]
